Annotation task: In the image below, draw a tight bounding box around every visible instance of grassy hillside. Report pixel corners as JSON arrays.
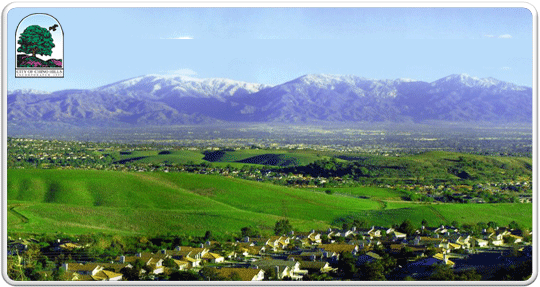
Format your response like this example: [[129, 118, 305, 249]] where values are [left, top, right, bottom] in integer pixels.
[[110, 150, 206, 165], [295, 150, 532, 184], [7, 169, 377, 235], [334, 203, 533, 229], [107, 148, 327, 167], [8, 169, 532, 236]]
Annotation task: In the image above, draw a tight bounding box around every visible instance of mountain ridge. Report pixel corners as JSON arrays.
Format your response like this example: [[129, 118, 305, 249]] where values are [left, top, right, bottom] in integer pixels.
[[8, 73, 532, 126]]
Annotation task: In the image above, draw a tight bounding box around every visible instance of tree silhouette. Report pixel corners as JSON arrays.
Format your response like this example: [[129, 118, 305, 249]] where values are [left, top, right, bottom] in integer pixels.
[[274, 219, 292, 235], [17, 25, 55, 58]]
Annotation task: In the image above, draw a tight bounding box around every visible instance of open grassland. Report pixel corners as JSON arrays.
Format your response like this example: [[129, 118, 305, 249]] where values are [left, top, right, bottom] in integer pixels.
[[107, 148, 329, 167], [334, 203, 532, 229], [203, 149, 328, 166], [367, 151, 532, 181], [109, 150, 206, 165], [95, 148, 532, 184], [7, 200, 332, 236], [310, 186, 407, 200], [8, 169, 532, 236]]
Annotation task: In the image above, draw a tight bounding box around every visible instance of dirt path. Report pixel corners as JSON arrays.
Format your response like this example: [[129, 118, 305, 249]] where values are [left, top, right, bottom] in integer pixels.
[[427, 205, 448, 222], [8, 204, 29, 224]]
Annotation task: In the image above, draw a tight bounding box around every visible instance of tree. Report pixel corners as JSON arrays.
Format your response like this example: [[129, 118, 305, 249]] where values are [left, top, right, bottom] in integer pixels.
[[241, 226, 260, 238], [199, 266, 225, 281], [169, 270, 201, 281], [274, 219, 292, 236], [51, 266, 67, 281], [508, 220, 521, 230], [17, 25, 55, 58], [399, 219, 417, 236], [162, 258, 177, 269], [360, 260, 386, 280], [429, 264, 455, 281], [456, 269, 482, 281], [204, 230, 213, 241], [487, 221, 499, 229], [337, 252, 357, 279], [227, 272, 242, 281], [120, 266, 140, 281], [353, 219, 369, 229]]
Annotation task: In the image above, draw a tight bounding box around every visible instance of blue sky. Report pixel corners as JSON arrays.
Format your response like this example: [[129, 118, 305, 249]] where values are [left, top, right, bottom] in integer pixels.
[[7, 7, 533, 91]]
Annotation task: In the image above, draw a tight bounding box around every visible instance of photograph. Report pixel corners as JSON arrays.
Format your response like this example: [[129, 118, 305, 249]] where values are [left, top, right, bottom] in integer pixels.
[[3, 3, 535, 283]]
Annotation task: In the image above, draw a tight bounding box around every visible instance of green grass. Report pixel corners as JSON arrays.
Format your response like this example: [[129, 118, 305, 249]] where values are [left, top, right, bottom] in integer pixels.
[[334, 203, 532, 229], [311, 186, 407, 200], [108, 150, 206, 165], [334, 150, 532, 182], [8, 200, 331, 236], [155, 173, 380, 221], [7, 169, 377, 235], [8, 168, 532, 236], [108, 148, 328, 167]]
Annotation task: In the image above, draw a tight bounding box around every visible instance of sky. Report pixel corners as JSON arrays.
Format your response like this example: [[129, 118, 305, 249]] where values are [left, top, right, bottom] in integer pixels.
[[6, 6, 534, 92]]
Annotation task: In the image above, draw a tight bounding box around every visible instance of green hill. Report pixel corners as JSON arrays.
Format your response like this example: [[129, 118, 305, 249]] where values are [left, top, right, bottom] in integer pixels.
[[7, 169, 377, 235], [7, 169, 532, 236], [296, 150, 532, 184], [109, 149, 326, 167]]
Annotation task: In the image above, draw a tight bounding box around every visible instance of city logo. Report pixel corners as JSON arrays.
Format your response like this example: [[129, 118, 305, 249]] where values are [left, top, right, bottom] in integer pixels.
[[15, 13, 63, 78]]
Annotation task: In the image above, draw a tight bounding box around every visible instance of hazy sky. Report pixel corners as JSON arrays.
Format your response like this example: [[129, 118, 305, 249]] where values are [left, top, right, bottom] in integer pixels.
[[7, 7, 533, 91]]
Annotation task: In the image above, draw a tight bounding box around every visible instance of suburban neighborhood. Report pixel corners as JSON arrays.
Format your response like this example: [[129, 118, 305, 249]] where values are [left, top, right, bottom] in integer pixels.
[[7, 220, 532, 281]]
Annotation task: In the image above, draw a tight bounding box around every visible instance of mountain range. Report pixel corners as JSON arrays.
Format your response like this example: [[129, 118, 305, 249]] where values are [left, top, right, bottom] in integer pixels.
[[8, 73, 532, 126]]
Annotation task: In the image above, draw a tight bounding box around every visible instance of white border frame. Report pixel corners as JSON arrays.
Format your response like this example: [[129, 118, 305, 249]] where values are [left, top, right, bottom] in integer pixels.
[[1, 1, 537, 286]]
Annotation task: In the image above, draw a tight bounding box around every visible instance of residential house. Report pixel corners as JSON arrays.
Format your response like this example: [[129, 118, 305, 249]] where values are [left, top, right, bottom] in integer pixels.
[[474, 238, 489, 248], [166, 246, 208, 267], [99, 263, 129, 273], [434, 226, 448, 235], [265, 236, 290, 251], [202, 252, 225, 263], [367, 227, 382, 239], [171, 260, 190, 271], [169, 246, 209, 260], [298, 261, 335, 273], [506, 234, 523, 244], [414, 236, 447, 248], [408, 252, 455, 269], [237, 242, 265, 256], [117, 252, 167, 274], [307, 232, 322, 245], [392, 231, 407, 240], [298, 251, 325, 261], [62, 263, 122, 281], [91, 270, 123, 281], [251, 259, 306, 280], [59, 242, 85, 251], [318, 244, 359, 263]]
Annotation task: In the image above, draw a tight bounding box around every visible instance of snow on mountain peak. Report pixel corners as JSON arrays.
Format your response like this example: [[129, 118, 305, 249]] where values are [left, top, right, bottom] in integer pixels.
[[94, 74, 270, 99], [8, 89, 51, 95], [431, 74, 527, 91]]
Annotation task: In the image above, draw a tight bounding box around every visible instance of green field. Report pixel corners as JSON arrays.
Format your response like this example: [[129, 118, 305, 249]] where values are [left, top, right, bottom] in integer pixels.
[[334, 203, 533, 229], [7, 169, 532, 236], [106, 148, 329, 168]]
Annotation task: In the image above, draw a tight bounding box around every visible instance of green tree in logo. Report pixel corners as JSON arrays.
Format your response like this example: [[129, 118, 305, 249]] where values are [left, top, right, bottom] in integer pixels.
[[17, 25, 55, 58]]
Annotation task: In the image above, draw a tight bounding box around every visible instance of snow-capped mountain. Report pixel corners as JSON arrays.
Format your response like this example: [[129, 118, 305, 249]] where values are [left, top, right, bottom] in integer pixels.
[[7, 73, 532, 126], [431, 73, 527, 91], [95, 74, 270, 101]]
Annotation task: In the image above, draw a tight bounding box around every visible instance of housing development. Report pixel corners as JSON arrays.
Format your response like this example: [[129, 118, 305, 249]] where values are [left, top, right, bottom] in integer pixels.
[[8, 221, 532, 281]]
